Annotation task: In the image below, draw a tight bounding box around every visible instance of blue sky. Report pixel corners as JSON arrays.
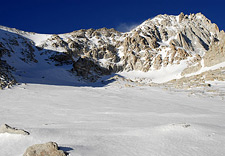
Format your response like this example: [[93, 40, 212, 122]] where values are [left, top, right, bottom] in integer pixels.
[[1, 0, 225, 34]]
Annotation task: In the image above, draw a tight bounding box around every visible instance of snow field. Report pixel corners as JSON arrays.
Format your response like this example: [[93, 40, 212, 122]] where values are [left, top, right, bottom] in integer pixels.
[[0, 83, 225, 156]]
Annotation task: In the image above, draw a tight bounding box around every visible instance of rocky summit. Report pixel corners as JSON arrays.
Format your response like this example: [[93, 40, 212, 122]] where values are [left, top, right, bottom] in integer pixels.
[[0, 12, 224, 88]]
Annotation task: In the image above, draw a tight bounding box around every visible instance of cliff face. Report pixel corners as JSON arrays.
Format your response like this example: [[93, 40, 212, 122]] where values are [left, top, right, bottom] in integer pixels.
[[204, 30, 225, 67], [0, 12, 224, 87]]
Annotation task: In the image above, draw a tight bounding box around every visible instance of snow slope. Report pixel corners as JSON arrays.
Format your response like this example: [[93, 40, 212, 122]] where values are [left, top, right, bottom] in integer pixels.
[[0, 82, 225, 156]]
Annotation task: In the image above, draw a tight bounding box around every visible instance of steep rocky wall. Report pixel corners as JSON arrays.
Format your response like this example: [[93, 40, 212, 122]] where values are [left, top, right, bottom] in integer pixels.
[[0, 43, 16, 89], [204, 30, 225, 67], [0, 60, 15, 89]]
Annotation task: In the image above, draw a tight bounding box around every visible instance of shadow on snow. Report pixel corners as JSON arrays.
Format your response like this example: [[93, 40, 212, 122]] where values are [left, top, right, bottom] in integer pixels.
[[0, 28, 120, 88]]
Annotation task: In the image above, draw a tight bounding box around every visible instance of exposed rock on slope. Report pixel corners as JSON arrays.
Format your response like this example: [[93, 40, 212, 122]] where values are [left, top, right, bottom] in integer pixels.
[[73, 57, 112, 81], [204, 30, 225, 67], [0, 58, 15, 89]]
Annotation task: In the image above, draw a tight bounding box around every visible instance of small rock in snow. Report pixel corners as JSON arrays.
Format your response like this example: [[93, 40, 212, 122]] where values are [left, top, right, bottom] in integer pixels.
[[0, 124, 30, 135], [23, 142, 67, 156]]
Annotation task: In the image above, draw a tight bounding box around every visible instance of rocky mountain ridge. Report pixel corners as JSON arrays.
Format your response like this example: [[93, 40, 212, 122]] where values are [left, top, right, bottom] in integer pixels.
[[0, 12, 224, 88]]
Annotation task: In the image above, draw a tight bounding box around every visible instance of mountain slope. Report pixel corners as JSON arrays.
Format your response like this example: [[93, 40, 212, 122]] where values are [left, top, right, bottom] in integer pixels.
[[0, 12, 224, 88]]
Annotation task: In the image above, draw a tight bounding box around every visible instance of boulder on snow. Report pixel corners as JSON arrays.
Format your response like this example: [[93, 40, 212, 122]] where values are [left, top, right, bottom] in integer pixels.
[[0, 124, 29, 135], [23, 142, 67, 156]]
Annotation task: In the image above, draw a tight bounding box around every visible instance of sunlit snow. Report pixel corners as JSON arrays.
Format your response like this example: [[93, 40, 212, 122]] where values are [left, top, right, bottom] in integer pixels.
[[0, 82, 225, 156]]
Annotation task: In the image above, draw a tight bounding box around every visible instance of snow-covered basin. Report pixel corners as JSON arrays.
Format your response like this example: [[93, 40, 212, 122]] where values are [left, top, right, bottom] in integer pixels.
[[0, 83, 225, 156], [119, 63, 187, 83]]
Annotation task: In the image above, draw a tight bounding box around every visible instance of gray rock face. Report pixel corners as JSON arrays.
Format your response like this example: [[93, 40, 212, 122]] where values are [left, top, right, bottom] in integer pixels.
[[0, 124, 29, 135], [23, 142, 66, 156]]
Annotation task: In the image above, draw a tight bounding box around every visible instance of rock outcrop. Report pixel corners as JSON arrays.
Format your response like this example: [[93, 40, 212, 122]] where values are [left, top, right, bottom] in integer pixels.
[[0, 43, 16, 89], [23, 142, 66, 156], [204, 30, 225, 67], [0, 124, 29, 135], [72, 57, 112, 81]]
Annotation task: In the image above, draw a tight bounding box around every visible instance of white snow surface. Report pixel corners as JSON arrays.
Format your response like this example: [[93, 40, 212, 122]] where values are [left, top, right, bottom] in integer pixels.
[[25, 33, 52, 46], [0, 82, 225, 156], [119, 62, 187, 83]]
